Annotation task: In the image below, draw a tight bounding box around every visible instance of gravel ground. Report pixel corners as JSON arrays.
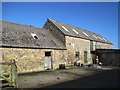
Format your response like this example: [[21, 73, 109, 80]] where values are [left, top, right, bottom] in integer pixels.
[[18, 66, 113, 88]]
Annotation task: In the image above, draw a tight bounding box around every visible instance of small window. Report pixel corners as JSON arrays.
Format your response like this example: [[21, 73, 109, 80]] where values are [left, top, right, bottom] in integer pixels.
[[93, 35, 98, 39], [31, 33, 38, 39], [34, 36, 38, 39], [75, 52, 79, 59], [83, 32, 89, 37], [72, 29, 79, 34], [102, 37, 107, 41], [61, 26, 69, 32], [98, 37, 102, 40], [45, 51, 51, 56]]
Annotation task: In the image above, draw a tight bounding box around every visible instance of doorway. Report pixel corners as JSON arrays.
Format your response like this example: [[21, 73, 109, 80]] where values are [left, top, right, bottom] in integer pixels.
[[84, 51, 87, 63], [44, 51, 52, 70]]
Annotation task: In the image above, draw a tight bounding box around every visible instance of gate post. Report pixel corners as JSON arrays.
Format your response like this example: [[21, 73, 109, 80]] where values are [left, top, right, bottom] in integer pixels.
[[10, 59, 18, 88]]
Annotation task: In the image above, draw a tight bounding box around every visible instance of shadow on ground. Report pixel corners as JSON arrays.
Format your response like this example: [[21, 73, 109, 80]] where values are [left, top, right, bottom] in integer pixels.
[[40, 69, 120, 88]]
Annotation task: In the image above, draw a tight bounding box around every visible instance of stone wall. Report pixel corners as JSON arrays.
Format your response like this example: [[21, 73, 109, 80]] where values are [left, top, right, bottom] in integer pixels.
[[65, 36, 92, 65], [93, 41, 112, 50], [0, 48, 66, 73], [65, 36, 112, 65]]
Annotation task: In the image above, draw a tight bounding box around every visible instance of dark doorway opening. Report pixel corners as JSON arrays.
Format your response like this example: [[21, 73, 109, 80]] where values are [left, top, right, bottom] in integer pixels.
[[45, 51, 51, 56]]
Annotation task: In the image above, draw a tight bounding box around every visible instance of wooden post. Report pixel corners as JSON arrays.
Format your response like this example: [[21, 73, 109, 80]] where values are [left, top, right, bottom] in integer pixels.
[[10, 59, 18, 88]]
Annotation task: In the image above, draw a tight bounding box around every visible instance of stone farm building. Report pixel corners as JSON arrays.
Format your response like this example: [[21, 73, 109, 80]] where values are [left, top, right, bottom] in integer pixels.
[[0, 18, 113, 73]]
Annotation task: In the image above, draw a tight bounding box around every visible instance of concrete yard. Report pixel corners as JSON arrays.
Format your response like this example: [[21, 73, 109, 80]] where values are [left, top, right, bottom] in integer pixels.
[[18, 66, 120, 88]]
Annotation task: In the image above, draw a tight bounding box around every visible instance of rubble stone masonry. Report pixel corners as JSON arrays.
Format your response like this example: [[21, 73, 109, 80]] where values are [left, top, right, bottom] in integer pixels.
[[65, 36, 92, 64], [65, 36, 112, 65], [0, 48, 67, 73]]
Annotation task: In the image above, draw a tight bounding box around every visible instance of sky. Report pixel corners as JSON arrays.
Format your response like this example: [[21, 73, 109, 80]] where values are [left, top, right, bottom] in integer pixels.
[[2, 2, 119, 49]]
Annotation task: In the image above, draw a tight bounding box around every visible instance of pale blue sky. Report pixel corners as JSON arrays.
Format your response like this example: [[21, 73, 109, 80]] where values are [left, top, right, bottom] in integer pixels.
[[2, 2, 118, 48]]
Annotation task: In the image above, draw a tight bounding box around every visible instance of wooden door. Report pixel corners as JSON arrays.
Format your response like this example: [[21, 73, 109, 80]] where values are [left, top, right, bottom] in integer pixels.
[[84, 51, 87, 63]]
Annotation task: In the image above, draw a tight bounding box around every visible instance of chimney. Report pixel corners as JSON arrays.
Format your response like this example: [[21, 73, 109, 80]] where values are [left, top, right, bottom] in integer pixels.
[[30, 25, 34, 27]]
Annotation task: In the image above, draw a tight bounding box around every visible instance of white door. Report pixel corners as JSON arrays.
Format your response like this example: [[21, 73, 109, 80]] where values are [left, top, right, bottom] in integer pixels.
[[44, 51, 52, 70], [44, 56, 52, 69]]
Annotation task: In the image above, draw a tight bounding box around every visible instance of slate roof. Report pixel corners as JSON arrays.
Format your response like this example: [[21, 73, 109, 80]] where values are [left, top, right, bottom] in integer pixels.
[[0, 20, 66, 49], [48, 18, 112, 44]]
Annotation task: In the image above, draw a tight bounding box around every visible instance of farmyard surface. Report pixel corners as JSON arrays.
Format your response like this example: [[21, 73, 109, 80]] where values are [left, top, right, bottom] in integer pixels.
[[18, 67, 120, 88]]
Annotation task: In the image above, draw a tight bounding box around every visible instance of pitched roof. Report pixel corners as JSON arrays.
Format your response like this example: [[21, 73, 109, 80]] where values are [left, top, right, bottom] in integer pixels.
[[0, 20, 66, 49], [48, 18, 112, 44]]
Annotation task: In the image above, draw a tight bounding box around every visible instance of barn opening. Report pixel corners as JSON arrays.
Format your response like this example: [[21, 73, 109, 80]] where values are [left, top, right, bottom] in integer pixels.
[[44, 51, 52, 70], [45, 51, 51, 56]]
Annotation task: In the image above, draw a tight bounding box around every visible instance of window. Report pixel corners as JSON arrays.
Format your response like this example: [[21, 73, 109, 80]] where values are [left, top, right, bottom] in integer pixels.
[[75, 52, 79, 59], [45, 51, 51, 56], [61, 26, 69, 32], [98, 37, 102, 40], [83, 32, 89, 37], [72, 29, 79, 34], [31, 33, 38, 39], [93, 35, 98, 39], [34, 36, 38, 39], [102, 38, 107, 41]]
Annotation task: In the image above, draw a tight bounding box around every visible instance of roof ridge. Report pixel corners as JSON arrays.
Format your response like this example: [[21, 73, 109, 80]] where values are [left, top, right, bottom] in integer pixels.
[[1, 20, 42, 30]]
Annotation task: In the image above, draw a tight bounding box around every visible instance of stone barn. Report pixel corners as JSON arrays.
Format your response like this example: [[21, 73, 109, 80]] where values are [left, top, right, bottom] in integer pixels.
[[0, 20, 67, 73], [43, 18, 113, 65], [0, 18, 113, 73]]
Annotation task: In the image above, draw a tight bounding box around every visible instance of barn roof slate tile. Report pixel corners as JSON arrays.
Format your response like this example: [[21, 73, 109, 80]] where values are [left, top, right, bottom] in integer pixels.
[[0, 20, 66, 49], [47, 18, 112, 44]]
